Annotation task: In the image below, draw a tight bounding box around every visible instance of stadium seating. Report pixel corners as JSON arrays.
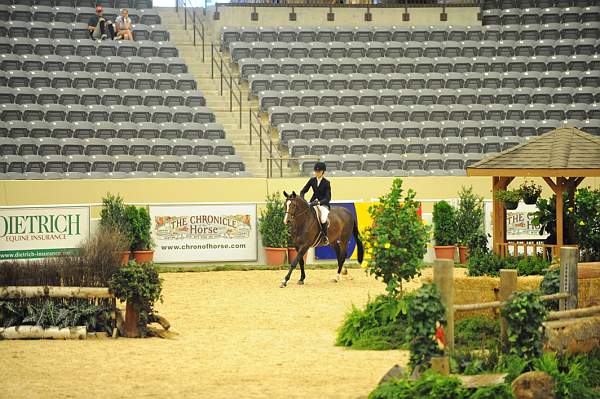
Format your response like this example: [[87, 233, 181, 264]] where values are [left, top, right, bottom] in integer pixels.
[[0, 2, 248, 179], [223, 7, 600, 176]]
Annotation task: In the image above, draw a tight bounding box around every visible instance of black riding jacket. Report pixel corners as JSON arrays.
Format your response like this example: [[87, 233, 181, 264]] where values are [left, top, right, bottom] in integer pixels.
[[300, 177, 331, 209]]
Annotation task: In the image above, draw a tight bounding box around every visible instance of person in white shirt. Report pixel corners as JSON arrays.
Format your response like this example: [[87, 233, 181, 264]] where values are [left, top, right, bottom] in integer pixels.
[[115, 9, 133, 41]]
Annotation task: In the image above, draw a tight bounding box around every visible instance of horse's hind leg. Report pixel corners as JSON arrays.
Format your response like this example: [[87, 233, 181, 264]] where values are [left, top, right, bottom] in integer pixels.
[[333, 241, 348, 283]]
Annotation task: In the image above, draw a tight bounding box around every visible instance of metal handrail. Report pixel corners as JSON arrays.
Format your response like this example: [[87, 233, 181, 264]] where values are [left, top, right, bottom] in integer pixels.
[[210, 44, 243, 129], [267, 156, 320, 179], [215, 0, 480, 8], [175, 0, 206, 62], [248, 109, 286, 177]]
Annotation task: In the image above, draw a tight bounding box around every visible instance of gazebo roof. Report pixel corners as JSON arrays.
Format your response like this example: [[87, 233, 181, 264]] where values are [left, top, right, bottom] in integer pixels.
[[467, 127, 600, 177]]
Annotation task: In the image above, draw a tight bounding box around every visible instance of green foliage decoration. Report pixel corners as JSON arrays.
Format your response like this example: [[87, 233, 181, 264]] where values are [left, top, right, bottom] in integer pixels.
[[362, 178, 430, 296], [501, 291, 548, 360], [335, 294, 409, 350], [405, 284, 446, 370], [455, 186, 485, 246], [125, 205, 153, 251], [258, 192, 289, 248], [572, 187, 600, 261], [109, 261, 163, 336], [432, 200, 457, 246]]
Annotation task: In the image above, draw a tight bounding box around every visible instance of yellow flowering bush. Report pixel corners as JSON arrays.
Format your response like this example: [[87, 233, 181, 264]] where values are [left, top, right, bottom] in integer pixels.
[[362, 178, 430, 296]]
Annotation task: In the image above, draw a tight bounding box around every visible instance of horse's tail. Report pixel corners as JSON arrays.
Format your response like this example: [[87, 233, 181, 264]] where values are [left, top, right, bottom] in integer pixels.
[[353, 219, 364, 264]]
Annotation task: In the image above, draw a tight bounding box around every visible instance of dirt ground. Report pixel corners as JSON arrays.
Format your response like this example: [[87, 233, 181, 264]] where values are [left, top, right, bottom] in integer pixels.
[[0, 268, 431, 399]]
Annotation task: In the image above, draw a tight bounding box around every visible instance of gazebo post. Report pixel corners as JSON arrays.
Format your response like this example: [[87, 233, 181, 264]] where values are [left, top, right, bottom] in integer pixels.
[[492, 176, 513, 256], [556, 177, 565, 249]]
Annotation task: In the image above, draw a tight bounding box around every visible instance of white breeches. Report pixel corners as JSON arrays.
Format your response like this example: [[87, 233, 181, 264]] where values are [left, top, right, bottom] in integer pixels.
[[316, 206, 329, 224]]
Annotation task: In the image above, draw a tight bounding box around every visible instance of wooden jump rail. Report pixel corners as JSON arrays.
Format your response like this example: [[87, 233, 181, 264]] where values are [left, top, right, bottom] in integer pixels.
[[0, 286, 113, 299], [433, 246, 581, 352]]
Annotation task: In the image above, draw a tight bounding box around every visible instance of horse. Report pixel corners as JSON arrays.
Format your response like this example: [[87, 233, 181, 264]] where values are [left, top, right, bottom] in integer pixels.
[[280, 191, 364, 288]]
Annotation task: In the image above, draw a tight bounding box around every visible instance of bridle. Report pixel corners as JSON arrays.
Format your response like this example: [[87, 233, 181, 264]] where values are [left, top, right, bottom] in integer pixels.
[[285, 199, 311, 224]]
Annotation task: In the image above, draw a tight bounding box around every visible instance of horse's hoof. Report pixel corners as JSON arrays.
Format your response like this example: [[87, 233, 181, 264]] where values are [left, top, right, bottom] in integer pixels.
[[279, 282, 287, 288], [331, 278, 339, 283], [341, 267, 348, 275], [297, 280, 304, 285]]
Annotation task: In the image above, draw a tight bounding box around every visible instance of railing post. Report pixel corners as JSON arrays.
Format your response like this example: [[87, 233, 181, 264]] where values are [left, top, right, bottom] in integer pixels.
[[560, 246, 579, 311], [499, 269, 517, 350], [219, 58, 223, 96], [184, 6, 187, 30], [259, 122, 263, 162], [211, 44, 214, 79], [202, 25, 205, 63], [248, 109, 252, 145], [433, 259, 454, 353], [229, 75, 233, 112], [239, 91, 243, 129], [192, 9, 196, 46]]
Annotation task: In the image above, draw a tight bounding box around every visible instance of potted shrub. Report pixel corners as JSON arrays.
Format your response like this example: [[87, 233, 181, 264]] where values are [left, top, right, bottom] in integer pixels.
[[520, 180, 542, 205], [455, 186, 484, 264], [126, 205, 154, 263], [100, 193, 132, 265], [432, 200, 458, 261], [109, 261, 163, 338], [258, 193, 289, 266], [496, 189, 521, 210]]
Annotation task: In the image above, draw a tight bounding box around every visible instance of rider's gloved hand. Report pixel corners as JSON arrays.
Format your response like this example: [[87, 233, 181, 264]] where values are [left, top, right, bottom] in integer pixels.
[[309, 200, 318, 207]]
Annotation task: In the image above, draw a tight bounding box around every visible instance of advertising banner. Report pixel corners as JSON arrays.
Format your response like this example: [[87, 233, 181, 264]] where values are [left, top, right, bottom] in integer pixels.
[[150, 204, 257, 263], [315, 201, 422, 260], [0, 206, 90, 260]]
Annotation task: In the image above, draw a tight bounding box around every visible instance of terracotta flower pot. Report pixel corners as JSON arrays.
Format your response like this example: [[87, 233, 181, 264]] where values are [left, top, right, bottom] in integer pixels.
[[133, 250, 154, 264], [458, 246, 469, 264], [117, 251, 130, 266], [265, 247, 287, 266], [288, 247, 307, 264], [434, 245, 456, 261]]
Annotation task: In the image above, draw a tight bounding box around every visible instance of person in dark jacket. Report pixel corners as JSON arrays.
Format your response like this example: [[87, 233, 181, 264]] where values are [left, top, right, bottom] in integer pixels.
[[300, 162, 331, 244]]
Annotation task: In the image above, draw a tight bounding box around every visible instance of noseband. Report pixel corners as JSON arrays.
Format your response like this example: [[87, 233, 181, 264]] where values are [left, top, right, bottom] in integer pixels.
[[285, 200, 311, 223]]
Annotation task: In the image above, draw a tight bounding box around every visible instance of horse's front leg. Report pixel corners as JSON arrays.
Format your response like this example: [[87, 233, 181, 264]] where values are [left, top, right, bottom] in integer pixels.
[[280, 246, 309, 288]]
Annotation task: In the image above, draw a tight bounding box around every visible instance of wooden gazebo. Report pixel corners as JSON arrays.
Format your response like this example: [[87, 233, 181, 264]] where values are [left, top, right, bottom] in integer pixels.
[[467, 127, 600, 257]]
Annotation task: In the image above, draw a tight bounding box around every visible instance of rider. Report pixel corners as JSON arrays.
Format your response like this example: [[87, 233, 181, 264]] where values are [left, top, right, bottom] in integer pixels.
[[300, 162, 331, 245]]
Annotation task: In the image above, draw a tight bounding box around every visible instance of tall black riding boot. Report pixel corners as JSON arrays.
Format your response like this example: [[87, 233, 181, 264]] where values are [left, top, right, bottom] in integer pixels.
[[321, 222, 329, 245]]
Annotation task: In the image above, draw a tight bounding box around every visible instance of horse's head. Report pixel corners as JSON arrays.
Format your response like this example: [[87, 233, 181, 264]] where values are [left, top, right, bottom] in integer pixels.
[[283, 191, 309, 225]]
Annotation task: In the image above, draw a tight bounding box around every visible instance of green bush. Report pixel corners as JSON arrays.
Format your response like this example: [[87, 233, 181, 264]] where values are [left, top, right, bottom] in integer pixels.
[[496, 189, 522, 205], [0, 298, 113, 333], [467, 252, 550, 277], [573, 187, 600, 261], [406, 284, 446, 370], [258, 192, 289, 248], [432, 200, 457, 246], [369, 372, 466, 399], [501, 291, 547, 360], [470, 384, 514, 399], [362, 178, 430, 296], [455, 316, 500, 350], [456, 186, 485, 246], [125, 205, 153, 251], [100, 193, 132, 246], [336, 294, 409, 350], [533, 352, 600, 399], [109, 261, 163, 336]]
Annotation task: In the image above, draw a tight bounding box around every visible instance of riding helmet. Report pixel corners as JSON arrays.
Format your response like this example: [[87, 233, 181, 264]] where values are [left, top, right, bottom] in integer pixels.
[[314, 162, 326, 172]]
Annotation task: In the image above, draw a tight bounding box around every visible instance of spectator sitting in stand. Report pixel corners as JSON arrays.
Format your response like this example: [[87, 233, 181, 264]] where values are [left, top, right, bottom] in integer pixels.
[[88, 5, 115, 40], [115, 9, 134, 41]]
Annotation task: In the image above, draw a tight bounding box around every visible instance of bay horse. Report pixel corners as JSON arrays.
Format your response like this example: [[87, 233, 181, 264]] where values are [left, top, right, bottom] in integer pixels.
[[280, 191, 364, 288]]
